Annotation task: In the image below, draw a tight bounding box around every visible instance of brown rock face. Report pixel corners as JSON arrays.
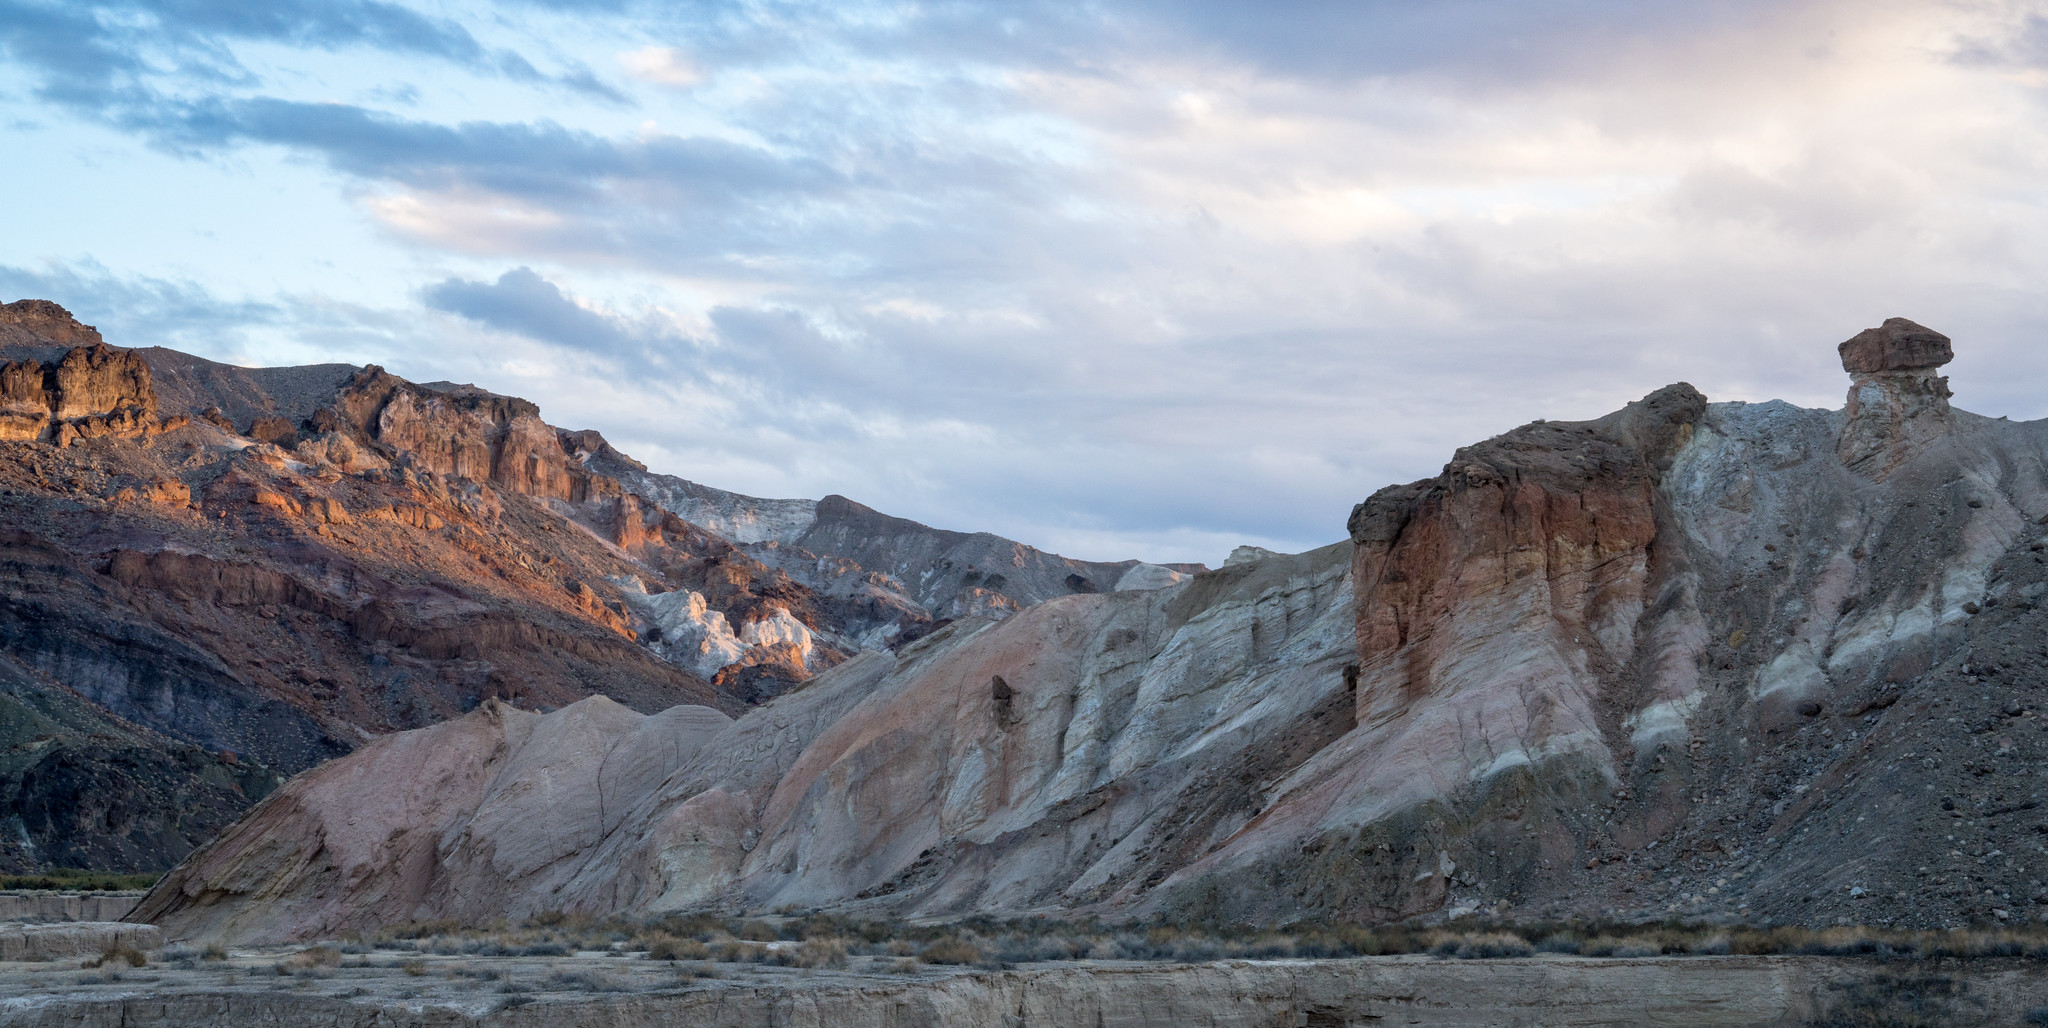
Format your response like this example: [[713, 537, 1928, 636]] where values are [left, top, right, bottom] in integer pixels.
[[0, 336, 162, 445], [1349, 383, 1706, 716], [1837, 317, 1953, 375], [0, 299, 103, 346], [245, 415, 298, 448], [52, 344, 154, 420]]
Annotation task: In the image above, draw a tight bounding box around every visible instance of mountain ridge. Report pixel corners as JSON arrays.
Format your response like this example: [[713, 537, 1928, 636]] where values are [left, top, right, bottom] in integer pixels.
[[138, 316, 2048, 939], [0, 297, 1200, 872]]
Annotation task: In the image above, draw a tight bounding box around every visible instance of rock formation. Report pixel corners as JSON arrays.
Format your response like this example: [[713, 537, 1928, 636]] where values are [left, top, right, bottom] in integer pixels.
[[1836, 316, 1955, 477], [0, 298, 1191, 873], [130, 317, 2048, 942], [0, 304, 175, 445]]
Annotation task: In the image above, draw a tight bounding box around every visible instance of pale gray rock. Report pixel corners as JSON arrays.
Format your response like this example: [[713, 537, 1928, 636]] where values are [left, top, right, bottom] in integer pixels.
[[0, 921, 157, 962]]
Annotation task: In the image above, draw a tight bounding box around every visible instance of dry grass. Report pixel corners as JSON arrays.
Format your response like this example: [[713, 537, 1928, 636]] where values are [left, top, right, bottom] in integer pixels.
[[81, 944, 147, 969], [918, 937, 983, 965], [344, 912, 2048, 972], [795, 937, 849, 969]]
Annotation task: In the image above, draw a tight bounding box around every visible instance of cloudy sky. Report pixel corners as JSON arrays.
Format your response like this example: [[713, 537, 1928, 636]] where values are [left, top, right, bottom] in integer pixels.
[[3, 1, 2046, 564]]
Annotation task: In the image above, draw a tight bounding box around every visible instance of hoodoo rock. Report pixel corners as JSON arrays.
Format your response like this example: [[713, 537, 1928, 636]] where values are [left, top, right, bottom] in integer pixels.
[[1837, 317, 1954, 374], [1836, 317, 1955, 476]]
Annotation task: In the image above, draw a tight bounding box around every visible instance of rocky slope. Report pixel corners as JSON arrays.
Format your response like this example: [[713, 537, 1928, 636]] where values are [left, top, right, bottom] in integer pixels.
[[132, 316, 2048, 941], [0, 299, 1192, 872], [590, 454, 1203, 650]]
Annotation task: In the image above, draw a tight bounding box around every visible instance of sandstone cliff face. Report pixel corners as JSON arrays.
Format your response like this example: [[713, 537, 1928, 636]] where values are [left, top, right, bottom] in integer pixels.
[[0, 307, 171, 445], [133, 317, 2048, 940]]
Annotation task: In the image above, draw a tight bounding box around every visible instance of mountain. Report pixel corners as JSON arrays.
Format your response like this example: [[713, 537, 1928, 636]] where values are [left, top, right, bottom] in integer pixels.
[[137, 316, 2048, 941], [0, 298, 1189, 872]]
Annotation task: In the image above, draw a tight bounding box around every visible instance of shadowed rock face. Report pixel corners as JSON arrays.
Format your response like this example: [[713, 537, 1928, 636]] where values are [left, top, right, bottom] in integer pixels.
[[135, 317, 2048, 941], [1838, 316, 1955, 477]]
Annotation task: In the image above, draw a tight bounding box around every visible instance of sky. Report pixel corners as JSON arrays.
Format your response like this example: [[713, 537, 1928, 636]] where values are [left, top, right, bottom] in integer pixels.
[[3, 1, 2046, 566]]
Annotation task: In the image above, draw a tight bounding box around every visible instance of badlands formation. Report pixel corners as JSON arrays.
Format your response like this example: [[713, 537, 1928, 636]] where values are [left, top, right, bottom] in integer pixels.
[[0, 299, 1171, 873], [129, 315, 2048, 943]]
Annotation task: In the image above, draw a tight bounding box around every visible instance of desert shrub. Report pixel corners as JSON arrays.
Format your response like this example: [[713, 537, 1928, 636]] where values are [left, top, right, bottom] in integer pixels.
[[83, 943, 148, 969], [645, 934, 709, 961], [920, 937, 983, 965], [644, 912, 725, 940], [285, 945, 340, 969], [997, 935, 1088, 964], [1688, 934, 1732, 956], [200, 942, 229, 961], [737, 921, 779, 942], [1227, 935, 1295, 960], [1289, 931, 1359, 959], [0, 868, 160, 891], [547, 970, 627, 993], [1452, 933, 1534, 959], [1535, 933, 1582, 954], [796, 937, 850, 969], [401, 958, 427, 976]]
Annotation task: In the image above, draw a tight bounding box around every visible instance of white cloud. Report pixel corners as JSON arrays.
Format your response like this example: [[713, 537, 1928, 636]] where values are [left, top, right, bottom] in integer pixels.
[[617, 46, 704, 88], [8, 0, 2048, 566]]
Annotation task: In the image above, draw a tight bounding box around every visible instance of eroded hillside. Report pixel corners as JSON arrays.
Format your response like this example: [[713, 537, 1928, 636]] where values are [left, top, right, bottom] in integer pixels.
[[0, 298, 1173, 872], [134, 316, 2048, 940]]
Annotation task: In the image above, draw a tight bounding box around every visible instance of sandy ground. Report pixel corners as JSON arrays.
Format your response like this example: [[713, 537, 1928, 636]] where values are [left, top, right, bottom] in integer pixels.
[[8, 946, 2048, 1026]]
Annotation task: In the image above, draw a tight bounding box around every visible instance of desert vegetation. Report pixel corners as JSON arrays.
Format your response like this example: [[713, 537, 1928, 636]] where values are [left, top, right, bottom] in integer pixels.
[[325, 912, 2048, 971], [0, 868, 160, 892]]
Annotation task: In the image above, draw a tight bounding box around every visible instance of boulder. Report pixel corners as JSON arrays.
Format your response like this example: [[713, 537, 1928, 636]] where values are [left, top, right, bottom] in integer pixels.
[[1837, 317, 1953, 375]]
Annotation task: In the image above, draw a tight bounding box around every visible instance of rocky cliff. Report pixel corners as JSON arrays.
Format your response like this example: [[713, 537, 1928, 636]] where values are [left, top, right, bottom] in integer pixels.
[[0, 299, 1192, 873], [132, 317, 2048, 941]]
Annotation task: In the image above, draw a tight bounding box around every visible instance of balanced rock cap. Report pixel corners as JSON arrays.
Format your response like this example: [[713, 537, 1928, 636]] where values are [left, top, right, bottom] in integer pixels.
[[1838, 317, 1953, 375]]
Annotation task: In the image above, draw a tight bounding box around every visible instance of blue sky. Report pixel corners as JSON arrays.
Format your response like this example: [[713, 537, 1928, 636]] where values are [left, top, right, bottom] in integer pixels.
[[4, 0, 2047, 564]]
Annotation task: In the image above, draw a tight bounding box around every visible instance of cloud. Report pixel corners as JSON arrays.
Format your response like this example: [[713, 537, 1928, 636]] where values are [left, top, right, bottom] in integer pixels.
[[6, 0, 2048, 565], [0, 0, 619, 113], [424, 267, 662, 359], [618, 46, 703, 87]]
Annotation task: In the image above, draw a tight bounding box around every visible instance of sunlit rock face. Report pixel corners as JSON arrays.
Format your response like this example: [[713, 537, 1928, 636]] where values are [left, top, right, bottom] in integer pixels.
[[136, 318, 2048, 940], [0, 303, 173, 444], [0, 298, 1209, 873]]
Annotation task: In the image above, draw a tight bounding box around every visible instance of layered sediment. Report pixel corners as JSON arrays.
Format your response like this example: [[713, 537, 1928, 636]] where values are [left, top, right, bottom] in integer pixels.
[[128, 316, 2048, 942]]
